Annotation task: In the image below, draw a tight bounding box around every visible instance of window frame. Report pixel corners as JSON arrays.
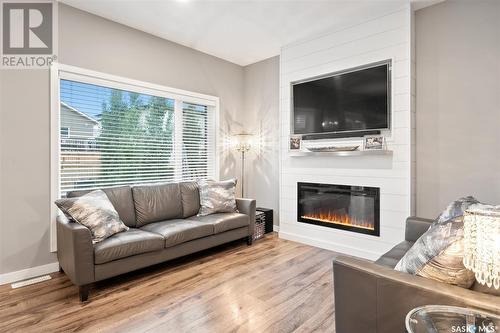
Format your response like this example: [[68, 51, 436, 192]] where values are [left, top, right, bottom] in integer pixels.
[[50, 63, 220, 252]]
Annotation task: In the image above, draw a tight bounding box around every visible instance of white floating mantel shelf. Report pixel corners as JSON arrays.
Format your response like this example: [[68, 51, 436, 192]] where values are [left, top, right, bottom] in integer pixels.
[[288, 150, 393, 157]]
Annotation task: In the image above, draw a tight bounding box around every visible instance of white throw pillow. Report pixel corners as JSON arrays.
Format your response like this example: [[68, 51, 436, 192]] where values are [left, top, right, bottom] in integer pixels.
[[55, 190, 129, 243], [197, 179, 238, 216]]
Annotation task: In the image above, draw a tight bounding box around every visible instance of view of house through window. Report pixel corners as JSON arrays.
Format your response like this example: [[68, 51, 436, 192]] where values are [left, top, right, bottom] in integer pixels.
[[59, 79, 215, 196]]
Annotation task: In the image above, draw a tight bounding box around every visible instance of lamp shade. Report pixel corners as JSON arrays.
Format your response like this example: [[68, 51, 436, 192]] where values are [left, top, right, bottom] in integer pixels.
[[232, 133, 254, 152], [463, 206, 500, 289]]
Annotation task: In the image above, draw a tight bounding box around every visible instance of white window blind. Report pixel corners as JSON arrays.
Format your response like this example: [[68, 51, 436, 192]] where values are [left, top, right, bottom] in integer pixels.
[[59, 78, 216, 195]]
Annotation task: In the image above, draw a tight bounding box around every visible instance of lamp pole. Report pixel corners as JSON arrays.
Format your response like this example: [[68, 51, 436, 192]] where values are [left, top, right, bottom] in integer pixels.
[[241, 149, 245, 197], [234, 133, 253, 198]]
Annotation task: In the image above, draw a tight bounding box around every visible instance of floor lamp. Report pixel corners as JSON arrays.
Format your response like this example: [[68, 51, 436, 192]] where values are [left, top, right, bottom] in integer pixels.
[[233, 133, 254, 197]]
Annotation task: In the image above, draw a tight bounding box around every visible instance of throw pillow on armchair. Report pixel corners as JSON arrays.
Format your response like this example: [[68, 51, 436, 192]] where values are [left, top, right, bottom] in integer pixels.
[[395, 196, 479, 288]]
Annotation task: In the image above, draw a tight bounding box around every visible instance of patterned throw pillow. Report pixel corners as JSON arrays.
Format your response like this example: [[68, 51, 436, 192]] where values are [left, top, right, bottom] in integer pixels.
[[197, 179, 238, 216], [435, 196, 479, 224], [55, 190, 129, 243], [394, 196, 479, 288]]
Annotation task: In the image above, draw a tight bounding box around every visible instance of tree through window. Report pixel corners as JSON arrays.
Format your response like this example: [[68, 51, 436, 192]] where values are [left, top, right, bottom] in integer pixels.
[[59, 79, 215, 196]]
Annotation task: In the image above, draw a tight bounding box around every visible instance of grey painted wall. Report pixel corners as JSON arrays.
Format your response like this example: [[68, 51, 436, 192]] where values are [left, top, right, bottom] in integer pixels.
[[1, 70, 55, 274], [0, 4, 254, 275], [242, 56, 280, 226], [415, 0, 500, 218]]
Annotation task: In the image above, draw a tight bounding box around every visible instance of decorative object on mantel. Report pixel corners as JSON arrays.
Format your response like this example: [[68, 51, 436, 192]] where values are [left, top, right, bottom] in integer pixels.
[[289, 135, 301, 150], [363, 135, 385, 150], [288, 149, 393, 157], [233, 133, 254, 197], [463, 205, 500, 289], [307, 145, 359, 152]]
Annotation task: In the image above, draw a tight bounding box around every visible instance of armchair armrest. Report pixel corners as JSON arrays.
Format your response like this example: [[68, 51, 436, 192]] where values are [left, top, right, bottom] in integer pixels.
[[236, 198, 256, 235], [56, 214, 94, 285], [405, 216, 433, 242], [333, 255, 500, 333]]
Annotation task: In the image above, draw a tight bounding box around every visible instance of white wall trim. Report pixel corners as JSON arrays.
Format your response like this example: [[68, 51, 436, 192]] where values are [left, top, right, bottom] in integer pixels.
[[273, 224, 280, 232], [0, 262, 60, 286], [50, 62, 221, 252], [50, 63, 61, 252], [279, 231, 379, 261]]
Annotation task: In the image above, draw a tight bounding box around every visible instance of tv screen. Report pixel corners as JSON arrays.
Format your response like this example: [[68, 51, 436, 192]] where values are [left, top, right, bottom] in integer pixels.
[[292, 62, 390, 136]]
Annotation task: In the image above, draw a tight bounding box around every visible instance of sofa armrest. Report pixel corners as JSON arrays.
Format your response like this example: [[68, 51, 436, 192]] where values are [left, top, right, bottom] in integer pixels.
[[333, 255, 500, 333], [405, 216, 433, 242], [236, 198, 256, 236], [56, 214, 94, 286]]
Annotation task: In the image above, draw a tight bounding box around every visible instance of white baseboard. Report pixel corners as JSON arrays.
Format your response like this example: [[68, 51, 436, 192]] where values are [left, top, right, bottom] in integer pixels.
[[278, 231, 380, 260], [0, 262, 60, 286], [273, 224, 280, 232]]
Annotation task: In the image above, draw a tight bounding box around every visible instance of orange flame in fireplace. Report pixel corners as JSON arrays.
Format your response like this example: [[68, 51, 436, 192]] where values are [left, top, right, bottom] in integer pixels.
[[301, 212, 374, 230]]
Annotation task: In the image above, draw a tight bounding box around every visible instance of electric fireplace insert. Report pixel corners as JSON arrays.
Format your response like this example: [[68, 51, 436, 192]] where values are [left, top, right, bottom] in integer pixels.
[[297, 182, 380, 236]]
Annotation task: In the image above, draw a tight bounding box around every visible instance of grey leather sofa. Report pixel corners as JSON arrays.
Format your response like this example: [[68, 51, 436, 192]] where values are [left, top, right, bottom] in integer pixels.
[[57, 181, 256, 302], [333, 217, 500, 333]]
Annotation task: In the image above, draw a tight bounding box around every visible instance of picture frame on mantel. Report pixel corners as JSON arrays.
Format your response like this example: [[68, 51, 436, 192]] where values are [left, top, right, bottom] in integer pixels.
[[364, 135, 385, 150], [289, 136, 302, 151]]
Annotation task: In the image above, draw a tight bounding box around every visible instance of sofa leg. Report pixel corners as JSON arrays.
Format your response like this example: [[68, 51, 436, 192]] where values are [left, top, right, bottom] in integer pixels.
[[79, 285, 90, 302], [246, 235, 253, 245], [59, 265, 64, 273]]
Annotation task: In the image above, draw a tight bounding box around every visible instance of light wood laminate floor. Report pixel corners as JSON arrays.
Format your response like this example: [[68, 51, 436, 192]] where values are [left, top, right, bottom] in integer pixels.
[[0, 234, 336, 333]]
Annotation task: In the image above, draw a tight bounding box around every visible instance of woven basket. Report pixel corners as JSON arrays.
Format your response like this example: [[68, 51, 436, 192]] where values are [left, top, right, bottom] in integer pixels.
[[254, 211, 266, 240]]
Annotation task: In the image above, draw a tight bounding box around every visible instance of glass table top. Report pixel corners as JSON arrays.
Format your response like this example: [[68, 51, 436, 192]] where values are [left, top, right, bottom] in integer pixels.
[[406, 305, 500, 333]]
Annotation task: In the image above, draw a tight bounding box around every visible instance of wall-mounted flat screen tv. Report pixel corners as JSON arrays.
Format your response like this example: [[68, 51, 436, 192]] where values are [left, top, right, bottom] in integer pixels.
[[292, 61, 391, 138]]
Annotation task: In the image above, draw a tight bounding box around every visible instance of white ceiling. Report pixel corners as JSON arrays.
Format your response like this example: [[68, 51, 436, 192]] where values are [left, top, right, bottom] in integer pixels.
[[60, 0, 442, 66]]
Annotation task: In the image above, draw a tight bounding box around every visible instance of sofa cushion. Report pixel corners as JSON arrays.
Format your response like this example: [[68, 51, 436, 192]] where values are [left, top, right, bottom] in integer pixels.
[[375, 241, 414, 268], [132, 183, 182, 227], [94, 228, 164, 264], [141, 219, 213, 248], [188, 213, 249, 234], [67, 186, 136, 227], [180, 182, 200, 218]]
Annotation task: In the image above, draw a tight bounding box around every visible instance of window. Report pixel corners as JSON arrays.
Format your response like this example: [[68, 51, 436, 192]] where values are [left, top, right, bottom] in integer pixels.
[[55, 72, 218, 197], [60, 127, 70, 138], [51, 66, 219, 250], [182, 102, 213, 179]]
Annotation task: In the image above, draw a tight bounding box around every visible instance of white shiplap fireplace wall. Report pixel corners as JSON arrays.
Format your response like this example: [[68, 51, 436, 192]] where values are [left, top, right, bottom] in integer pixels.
[[279, 5, 415, 260]]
